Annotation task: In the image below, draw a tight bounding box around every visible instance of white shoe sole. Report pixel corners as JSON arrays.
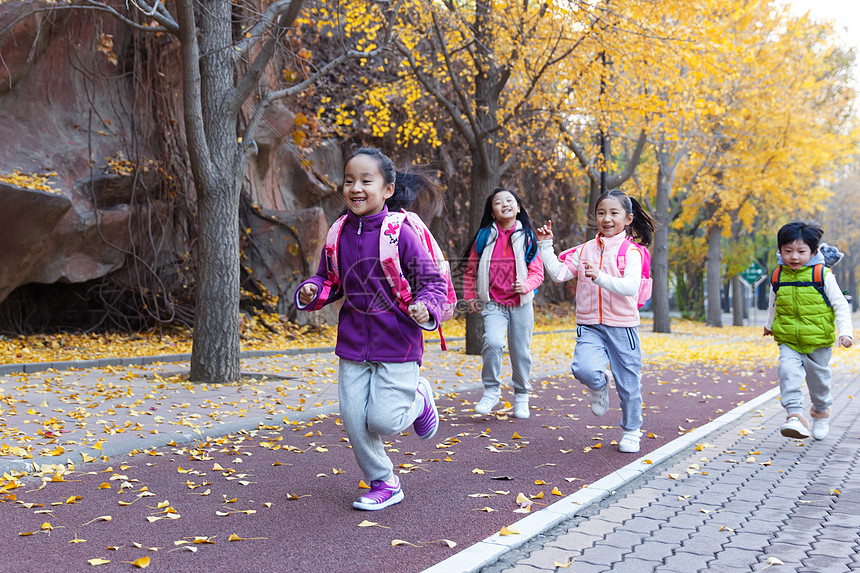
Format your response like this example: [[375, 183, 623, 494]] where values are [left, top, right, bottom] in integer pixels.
[[353, 490, 405, 511]]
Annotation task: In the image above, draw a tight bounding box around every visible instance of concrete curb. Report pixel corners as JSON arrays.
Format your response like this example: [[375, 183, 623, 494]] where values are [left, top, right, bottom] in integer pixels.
[[0, 346, 338, 376], [421, 385, 782, 573]]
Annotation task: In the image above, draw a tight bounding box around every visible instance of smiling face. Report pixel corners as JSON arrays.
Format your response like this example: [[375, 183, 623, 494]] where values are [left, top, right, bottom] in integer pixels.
[[342, 154, 394, 217], [779, 239, 815, 271], [595, 195, 633, 238], [491, 191, 521, 229]]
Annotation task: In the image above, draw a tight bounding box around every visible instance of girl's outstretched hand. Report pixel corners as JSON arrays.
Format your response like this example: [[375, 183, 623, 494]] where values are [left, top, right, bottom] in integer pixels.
[[298, 283, 318, 305], [536, 220, 553, 241], [839, 336, 853, 348], [582, 261, 600, 281], [408, 302, 430, 324]]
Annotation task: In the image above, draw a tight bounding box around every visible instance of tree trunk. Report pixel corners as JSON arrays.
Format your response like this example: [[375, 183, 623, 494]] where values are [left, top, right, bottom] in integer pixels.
[[464, 151, 500, 355], [651, 150, 673, 333], [705, 220, 722, 327], [181, 0, 242, 383], [190, 177, 241, 382], [731, 275, 745, 326], [463, 0, 503, 356], [585, 176, 600, 242]]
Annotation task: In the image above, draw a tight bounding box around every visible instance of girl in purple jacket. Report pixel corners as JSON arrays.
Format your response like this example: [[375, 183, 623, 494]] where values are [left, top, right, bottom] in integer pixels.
[[296, 148, 448, 511]]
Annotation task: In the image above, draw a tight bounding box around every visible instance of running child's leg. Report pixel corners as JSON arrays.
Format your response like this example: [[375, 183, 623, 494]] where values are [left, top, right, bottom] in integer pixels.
[[777, 345, 808, 418], [366, 361, 423, 436], [604, 326, 643, 433], [803, 346, 833, 415], [338, 359, 394, 483], [777, 344, 811, 438], [571, 325, 610, 390], [804, 347, 833, 440], [476, 303, 510, 413], [508, 303, 534, 418], [508, 303, 534, 396], [572, 325, 612, 417]]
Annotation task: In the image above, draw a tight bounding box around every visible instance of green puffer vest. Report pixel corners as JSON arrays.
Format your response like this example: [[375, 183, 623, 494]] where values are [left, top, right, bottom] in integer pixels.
[[771, 265, 835, 353]]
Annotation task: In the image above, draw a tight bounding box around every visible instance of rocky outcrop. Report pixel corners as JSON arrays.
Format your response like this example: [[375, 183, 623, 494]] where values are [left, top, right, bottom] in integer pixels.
[[0, 6, 341, 328]]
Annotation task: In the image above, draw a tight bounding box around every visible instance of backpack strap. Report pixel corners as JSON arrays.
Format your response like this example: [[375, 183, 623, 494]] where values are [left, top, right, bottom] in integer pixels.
[[770, 264, 831, 306], [616, 238, 632, 274], [379, 212, 413, 314], [309, 214, 348, 307], [812, 264, 831, 307], [475, 226, 493, 258], [770, 267, 781, 292]]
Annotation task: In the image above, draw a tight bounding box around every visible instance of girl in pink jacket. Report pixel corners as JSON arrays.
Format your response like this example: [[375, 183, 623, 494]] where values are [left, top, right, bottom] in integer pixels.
[[537, 190, 655, 453]]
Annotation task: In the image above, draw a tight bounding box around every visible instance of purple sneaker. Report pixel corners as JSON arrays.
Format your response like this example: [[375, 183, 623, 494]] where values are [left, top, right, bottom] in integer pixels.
[[353, 477, 404, 511], [413, 377, 439, 440]]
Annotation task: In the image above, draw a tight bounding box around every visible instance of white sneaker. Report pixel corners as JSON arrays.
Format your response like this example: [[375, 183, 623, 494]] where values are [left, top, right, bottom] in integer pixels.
[[589, 385, 609, 416], [780, 416, 811, 439], [618, 430, 641, 453], [812, 418, 829, 440], [514, 396, 530, 419], [474, 391, 500, 415]]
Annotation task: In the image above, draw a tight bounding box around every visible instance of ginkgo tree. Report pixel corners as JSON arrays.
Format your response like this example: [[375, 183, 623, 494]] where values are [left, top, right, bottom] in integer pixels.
[[673, 3, 857, 327], [337, 0, 602, 353], [607, 0, 856, 332], [2, 0, 392, 382]]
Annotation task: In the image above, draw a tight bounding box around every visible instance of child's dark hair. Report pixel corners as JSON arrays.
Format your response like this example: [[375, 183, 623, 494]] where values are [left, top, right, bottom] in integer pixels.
[[777, 221, 824, 252], [594, 189, 656, 247], [461, 188, 537, 262], [347, 147, 442, 220]]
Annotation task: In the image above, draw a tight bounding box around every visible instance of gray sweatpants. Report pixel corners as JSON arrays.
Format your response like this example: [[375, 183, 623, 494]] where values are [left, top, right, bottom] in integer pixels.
[[338, 359, 423, 482], [778, 344, 833, 415], [481, 301, 534, 396], [571, 324, 643, 432]]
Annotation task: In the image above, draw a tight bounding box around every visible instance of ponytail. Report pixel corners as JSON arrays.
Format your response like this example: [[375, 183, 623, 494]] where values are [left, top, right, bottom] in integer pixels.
[[387, 169, 442, 221], [628, 196, 655, 247]]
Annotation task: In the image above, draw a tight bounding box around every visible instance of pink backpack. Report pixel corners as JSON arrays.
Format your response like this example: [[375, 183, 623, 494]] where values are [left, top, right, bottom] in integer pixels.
[[323, 210, 457, 348], [559, 237, 652, 309]]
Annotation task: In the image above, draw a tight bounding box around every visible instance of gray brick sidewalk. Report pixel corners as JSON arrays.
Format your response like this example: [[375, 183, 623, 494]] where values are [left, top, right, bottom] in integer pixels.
[[477, 365, 860, 573]]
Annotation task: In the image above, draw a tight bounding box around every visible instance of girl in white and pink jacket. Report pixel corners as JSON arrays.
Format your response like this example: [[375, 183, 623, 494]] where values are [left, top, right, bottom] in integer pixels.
[[537, 190, 656, 453]]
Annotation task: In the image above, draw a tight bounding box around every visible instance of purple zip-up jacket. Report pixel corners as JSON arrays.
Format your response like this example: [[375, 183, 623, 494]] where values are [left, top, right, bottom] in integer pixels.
[[295, 207, 447, 364]]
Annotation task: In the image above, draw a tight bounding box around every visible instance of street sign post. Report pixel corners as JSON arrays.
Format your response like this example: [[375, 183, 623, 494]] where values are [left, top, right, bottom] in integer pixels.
[[739, 261, 769, 325], [740, 261, 767, 286]]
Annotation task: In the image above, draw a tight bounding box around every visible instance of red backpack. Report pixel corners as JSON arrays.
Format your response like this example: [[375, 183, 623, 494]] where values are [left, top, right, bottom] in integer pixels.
[[323, 210, 457, 348], [559, 237, 652, 309]]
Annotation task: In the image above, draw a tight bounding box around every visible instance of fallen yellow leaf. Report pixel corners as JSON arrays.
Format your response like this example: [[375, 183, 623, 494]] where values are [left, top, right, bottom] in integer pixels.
[[88, 558, 110, 565]]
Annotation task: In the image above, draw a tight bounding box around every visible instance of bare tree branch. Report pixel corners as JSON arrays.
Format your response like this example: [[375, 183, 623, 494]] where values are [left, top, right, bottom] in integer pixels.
[[83, 0, 176, 34], [232, 0, 300, 61], [606, 129, 647, 188], [174, 0, 213, 185]]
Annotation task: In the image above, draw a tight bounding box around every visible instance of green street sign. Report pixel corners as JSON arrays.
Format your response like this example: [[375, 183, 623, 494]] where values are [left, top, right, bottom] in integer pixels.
[[740, 261, 767, 285]]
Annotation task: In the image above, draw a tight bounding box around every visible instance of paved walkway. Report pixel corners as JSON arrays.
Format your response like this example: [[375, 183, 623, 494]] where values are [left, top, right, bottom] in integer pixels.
[[468, 364, 860, 573], [1, 323, 857, 573]]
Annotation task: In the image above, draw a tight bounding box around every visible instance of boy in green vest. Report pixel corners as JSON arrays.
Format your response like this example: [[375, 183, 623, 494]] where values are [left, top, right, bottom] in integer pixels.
[[764, 221, 853, 440]]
